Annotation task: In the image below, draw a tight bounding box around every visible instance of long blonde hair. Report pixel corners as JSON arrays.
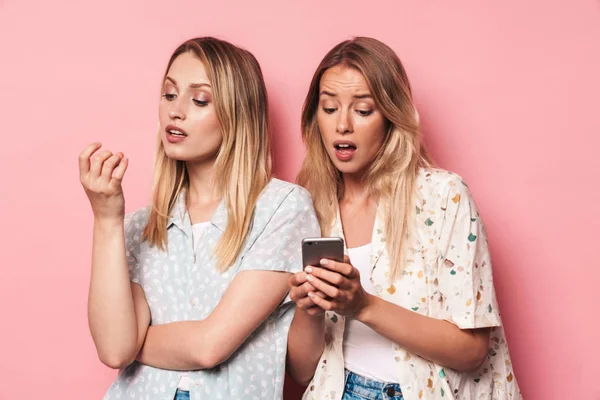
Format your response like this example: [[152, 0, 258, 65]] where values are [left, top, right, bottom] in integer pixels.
[[143, 37, 272, 271], [297, 37, 433, 280]]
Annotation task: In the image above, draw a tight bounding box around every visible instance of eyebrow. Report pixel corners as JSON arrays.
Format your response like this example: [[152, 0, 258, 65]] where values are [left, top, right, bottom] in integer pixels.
[[319, 90, 372, 99], [165, 76, 211, 89]]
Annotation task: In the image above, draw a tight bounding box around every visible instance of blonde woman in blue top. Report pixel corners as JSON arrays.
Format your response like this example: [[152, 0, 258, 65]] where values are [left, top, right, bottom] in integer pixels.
[[79, 37, 319, 400]]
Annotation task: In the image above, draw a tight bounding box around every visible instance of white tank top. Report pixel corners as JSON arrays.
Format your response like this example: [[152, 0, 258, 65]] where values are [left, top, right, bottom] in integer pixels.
[[343, 243, 399, 383], [178, 221, 211, 391]]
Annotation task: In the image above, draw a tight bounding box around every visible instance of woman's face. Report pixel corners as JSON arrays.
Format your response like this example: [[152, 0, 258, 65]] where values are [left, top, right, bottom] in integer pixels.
[[158, 51, 222, 163], [317, 65, 388, 178]]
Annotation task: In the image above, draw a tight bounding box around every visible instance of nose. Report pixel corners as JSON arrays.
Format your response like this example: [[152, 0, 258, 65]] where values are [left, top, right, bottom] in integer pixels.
[[168, 98, 186, 121], [336, 110, 353, 134]]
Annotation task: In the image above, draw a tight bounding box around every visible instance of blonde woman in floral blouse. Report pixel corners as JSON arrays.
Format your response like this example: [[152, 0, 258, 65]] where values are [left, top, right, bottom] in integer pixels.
[[287, 37, 521, 400]]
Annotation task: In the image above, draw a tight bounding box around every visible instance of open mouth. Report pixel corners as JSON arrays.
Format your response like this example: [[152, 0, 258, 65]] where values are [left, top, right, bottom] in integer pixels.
[[165, 125, 188, 143], [333, 141, 357, 161], [334, 143, 356, 151], [168, 128, 187, 137]]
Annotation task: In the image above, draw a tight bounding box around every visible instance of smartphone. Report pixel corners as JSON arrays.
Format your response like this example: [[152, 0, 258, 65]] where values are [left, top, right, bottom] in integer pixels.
[[302, 237, 345, 268]]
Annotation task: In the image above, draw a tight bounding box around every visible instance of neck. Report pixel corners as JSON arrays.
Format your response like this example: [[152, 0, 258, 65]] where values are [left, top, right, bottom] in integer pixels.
[[341, 171, 371, 204], [185, 159, 221, 206]]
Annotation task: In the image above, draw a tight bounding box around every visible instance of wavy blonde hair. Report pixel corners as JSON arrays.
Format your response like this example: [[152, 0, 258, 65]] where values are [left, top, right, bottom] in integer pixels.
[[143, 37, 272, 271], [297, 37, 433, 280]]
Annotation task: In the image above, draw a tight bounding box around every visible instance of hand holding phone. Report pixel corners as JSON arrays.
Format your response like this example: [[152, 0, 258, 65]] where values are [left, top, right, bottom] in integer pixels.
[[302, 237, 344, 268], [300, 237, 370, 318]]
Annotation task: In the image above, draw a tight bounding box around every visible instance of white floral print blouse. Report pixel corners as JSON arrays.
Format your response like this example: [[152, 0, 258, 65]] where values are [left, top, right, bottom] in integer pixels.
[[303, 168, 521, 400]]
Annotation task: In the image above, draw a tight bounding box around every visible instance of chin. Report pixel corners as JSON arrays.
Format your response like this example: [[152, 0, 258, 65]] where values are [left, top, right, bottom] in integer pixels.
[[165, 147, 220, 165], [162, 146, 191, 161], [331, 160, 364, 176]]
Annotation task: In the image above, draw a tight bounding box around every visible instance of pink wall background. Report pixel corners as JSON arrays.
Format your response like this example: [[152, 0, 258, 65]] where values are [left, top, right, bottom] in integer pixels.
[[1, 1, 599, 399]]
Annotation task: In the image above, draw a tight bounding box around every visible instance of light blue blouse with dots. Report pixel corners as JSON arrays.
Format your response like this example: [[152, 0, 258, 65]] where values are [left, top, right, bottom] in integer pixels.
[[103, 179, 320, 400]]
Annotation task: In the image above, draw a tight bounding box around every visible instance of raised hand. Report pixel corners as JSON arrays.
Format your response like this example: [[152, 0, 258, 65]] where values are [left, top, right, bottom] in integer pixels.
[[78, 143, 129, 222]]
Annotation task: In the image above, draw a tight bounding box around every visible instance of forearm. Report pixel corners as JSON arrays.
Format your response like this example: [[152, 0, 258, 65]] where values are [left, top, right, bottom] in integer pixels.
[[88, 218, 139, 368], [137, 270, 293, 371], [357, 295, 488, 372], [286, 309, 325, 385], [136, 321, 215, 370]]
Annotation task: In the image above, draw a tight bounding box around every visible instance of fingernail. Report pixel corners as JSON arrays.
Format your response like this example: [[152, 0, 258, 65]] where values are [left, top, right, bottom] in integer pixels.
[[305, 274, 313, 282], [305, 266, 313, 273], [307, 292, 315, 298], [320, 259, 328, 266]]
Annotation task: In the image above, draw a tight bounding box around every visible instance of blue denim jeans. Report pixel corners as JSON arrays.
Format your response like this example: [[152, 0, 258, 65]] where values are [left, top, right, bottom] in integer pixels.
[[342, 369, 403, 400], [174, 389, 190, 400]]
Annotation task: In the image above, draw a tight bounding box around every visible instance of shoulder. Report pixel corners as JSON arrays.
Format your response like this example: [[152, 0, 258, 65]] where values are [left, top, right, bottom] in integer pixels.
[[124, 206, 151, 237], [416, 167, 474, 205], [417, 167, 467, 194], [255, 178, 314, 214]]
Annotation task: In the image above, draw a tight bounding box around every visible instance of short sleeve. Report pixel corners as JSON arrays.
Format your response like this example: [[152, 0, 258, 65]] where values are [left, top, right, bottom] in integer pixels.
[[436, 179, 501, 329], [239, 187, 320, 274], [123, 208, 148, 285]]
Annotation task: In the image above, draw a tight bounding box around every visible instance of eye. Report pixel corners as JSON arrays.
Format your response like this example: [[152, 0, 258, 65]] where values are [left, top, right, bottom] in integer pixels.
[[162, 93, 176, 101], [356, 109, 373, 117], [322, 107, 337, 114], [193, 99, 209, 106]]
